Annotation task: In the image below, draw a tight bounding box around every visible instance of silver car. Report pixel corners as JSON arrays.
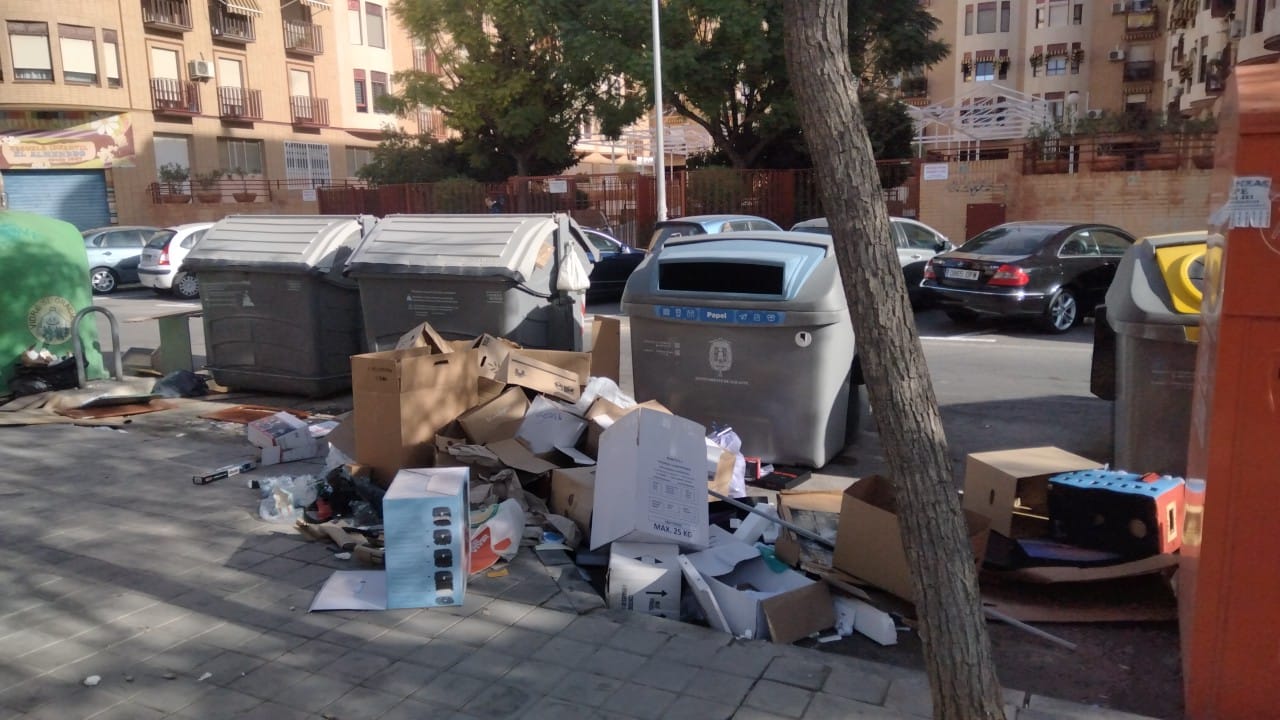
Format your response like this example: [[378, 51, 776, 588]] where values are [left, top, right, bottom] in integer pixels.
[[82, 225, 165, 294], [790, 216, 953, 306], [139, 222, 215, 299], [647, 214, 783, 253]]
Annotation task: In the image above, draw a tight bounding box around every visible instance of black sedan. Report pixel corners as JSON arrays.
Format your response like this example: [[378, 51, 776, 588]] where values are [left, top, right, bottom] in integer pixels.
[[582, 228, 647, 302], [921, 222, 1136, 333]]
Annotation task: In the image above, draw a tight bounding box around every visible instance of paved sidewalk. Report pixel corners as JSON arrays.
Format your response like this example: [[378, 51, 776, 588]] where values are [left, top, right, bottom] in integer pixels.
[[0, 402, 1158, 720]]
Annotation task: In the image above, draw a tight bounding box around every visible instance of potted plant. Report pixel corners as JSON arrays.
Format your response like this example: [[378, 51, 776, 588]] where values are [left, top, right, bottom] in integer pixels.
[[997, 57, 1010, 76], [230, 167, 257, 203], [1192, 152, 1215, 170], [1093, 153, 1126, 172], [194, 169, 223, 203], [1070, 48, 1085, 70], [1142, 150, 1181, 170], [158, 163, 191, 204], [960, 60, 973, 79], [1029, 52, 1045, 70]]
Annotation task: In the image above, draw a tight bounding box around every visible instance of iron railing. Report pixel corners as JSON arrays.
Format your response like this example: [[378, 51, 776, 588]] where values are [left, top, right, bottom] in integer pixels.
[[142, 0, 193, 30], [150, 77, 201, 115], [217, 86, 263, 120], [210, 4, 255, 42], [290, 96, 329, 127], [283, 20, 323, 54], [1123, 60, 1157, 82]]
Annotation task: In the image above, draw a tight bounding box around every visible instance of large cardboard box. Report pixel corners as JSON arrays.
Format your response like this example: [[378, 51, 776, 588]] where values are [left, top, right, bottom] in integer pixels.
[[516, 395, 587, 454], [383, 466, 470, 609], [834, 475, 991, 602], [962, 447, 1104, 538], [395, 320, 455, 353], [607, 542, 680, 619], [590, 409, 709, 550], [551, 467, 596, 537], [457, 386, 529, 445], [351, 347, 480, 485], [498, 353, 581, 402], [516, 349, 592, 387], [583, 398, 672, 457], [590, 316, 622, 383]]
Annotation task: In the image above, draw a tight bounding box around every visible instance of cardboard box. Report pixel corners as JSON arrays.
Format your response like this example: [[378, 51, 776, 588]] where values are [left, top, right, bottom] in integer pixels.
[[590, 409, 709, 550], [551, 467, 596, 537], [474, 334, 522, 379], [962, 447, 1104, 538], [487, 438, 559, 476], [834, 475, 991, 602], [1048, 470, 1186, 556], [607, 542, 680, 619], [516, 395, 587, 454], [247, 411, 321, 465], [684, 527, 835, 643], [583, 398, 672, 457], [351, 347, 480, 485], [498, 353, 581, 402], [383, 466, 470, 609], [773, 489, 845, 568], [458, 386, 530, 445], [395, 320, 455, 353], [590, 316, 621, 383], [516, 349, 592, 388]]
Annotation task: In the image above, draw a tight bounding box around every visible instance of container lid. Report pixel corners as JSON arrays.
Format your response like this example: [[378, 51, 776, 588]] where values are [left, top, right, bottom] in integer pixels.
[[1105, 232, 1206, 332], [183, 215, 368, 275], [346, 214, 564, 282]]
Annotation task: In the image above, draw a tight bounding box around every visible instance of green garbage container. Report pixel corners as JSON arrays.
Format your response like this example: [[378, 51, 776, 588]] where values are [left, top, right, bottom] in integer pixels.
[[0, 210, 103, 391]]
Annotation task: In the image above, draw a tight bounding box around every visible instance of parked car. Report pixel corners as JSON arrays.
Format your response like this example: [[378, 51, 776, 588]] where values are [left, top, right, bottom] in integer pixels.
[[790, 216, 953, 306], [138, 222, 216, 299], [82, 225, 165, 294], [581, 228, 647, 302], [921, 221, 1136, 333], [647, 214, 783, 253]]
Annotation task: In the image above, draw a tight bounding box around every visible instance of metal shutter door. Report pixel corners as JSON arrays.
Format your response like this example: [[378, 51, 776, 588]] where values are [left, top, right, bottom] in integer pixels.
[[2, 170, 110, 230]]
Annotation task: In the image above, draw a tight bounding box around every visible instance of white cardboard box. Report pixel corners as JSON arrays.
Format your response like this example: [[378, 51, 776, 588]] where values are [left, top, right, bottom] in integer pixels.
[[247, 411, 321, 466], [607, 542, 681, 619], [383, 467, 470, 609], [516, 395, 587, 454], [590, 409, 709, 550]]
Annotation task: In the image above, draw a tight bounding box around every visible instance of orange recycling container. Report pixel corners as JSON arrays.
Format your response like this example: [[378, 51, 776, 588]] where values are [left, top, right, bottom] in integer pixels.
[[1180, 62, 1280, 718]]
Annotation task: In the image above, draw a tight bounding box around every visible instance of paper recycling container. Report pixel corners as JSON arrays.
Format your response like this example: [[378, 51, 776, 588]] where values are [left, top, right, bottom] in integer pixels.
[[345, 214, 594, 351], [183, 214, 372, 396], [622, 230, 856, 467], [1104, 231, 1207, 477]]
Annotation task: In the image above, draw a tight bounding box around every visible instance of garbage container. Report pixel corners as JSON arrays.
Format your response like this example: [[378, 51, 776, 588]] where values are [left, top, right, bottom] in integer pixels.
[[622, 231, 856, 467], [1104, 231, 1207, 476], [183, 214, 371, 397], [0, 210, 104, 390], [346, 214, 594, 351]]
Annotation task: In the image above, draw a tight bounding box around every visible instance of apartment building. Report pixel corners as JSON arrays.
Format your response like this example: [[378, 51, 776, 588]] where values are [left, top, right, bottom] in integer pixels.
[[0, 0, 441, 228], [1164, 0, 1279, 116], [907, 0, 1170, 145]]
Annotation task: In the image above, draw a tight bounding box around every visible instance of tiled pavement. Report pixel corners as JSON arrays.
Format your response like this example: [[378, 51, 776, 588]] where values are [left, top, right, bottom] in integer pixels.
[[0, 403, 1159, 719]]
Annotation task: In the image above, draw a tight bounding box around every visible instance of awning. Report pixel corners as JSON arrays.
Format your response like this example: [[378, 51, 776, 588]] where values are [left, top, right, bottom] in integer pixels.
[[221, 0, 262, 17], [301, 0, 331, 9]]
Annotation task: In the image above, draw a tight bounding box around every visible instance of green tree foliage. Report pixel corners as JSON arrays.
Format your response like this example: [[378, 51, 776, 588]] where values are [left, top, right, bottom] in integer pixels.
[[388, 0, 649, 177], [356, 131, 581, 184]]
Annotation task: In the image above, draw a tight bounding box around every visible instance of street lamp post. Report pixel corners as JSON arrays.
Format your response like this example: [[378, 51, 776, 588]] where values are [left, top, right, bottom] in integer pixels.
[[651, 0, 667, 221]]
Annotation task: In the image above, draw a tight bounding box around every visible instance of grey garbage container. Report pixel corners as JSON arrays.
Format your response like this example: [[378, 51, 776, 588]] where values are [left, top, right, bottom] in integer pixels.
[[183, 214, 371, 397], [622, 231, 857, 467], [346, 214, 594, 351], [1104, 231, 1207, 477]]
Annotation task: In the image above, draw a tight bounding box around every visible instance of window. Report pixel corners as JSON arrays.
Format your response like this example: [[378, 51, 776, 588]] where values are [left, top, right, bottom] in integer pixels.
[[103, 30, 121, 87], [370, 70, 388, 105], [998, 51, 1009, 79], [1000, 1, 1011, 31], [150, 46, 180, 79], [8, 22, 53, 82], [1072, 3, 1084, 24], [965, 5, 974, 35], [898, 221, 943, 250], [217, 138, 264, 174], [346, 146, 374, 175], [354, 70, 367, 112], [284, 140, 331, 183], [975, 60, 995, 81], [58, 25, 97, 84], [976, 2, 997, 32], [1035, 7, 1046, 27], [106, 230, 144, 249], [1070, 42, 1082, 74], [348, 0, 362, 44], [1046, 91, 1066, 121], [365, 3, 385, 48], [1254, 0, 1266, 33], [1046, 56, 1067, 75], [1048, 2, 1067, 26], [1094, 231, 1135, 256]]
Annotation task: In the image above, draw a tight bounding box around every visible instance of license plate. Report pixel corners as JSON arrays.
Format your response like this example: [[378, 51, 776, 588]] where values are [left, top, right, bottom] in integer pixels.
[[944, 268, 980, 281]]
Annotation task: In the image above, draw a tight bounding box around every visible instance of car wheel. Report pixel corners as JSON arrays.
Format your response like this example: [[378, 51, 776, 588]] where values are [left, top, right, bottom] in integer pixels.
[[90, 267, 118, 294], [172, 272, 200, 300], [945, 308, 978, 324], [1041, 288, 1079, 334]]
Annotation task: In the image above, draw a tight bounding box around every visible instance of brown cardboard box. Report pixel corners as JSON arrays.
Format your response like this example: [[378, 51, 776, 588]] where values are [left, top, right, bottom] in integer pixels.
[[515, 349, 592, 387], [962, 447, 1104, 538], [395, 320, 455, 353], [458, 387, 530, 445], [498, 353, 582, 402], [487, 438, 559, 476], [351, 347, 480, 485], [551, 467, 597, 538], [590, 316, 622, 383], [583, 398, 672, 457], [773, 489, 845, 568], [833, 475, 991, 602], [474, 335, 522, 379]]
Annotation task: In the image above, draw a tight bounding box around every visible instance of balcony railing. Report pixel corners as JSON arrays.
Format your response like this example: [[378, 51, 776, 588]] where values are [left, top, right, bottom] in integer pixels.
[[150, 77, 201, 115], [1123, 60, 1157, 82], [217, 86, 263, 120], [210, 5, 255, 43], [283, 20, 323, 55], [900, 77, 928, 98], [290, 95, 329, 127], [142, 0, 193, 31]]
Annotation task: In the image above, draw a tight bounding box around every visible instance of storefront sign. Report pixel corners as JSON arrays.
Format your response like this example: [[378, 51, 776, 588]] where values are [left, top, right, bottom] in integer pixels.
[[0, 113, 135, 169]]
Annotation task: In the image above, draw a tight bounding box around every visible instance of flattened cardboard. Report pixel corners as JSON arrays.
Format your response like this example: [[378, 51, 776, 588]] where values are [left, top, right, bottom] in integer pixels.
[[763, 581, 837, 645], [607, 542, 681, 619], [516, 395, 587, 454], [980, 573, 1177, 622], [487, 438, 558, 476], [325, 411, 356, 458], [351, 347, 480, 485], [834, 475, 991, 602], [962, 447, 1103, 538], [395, 320, 455, 353], [590, 316, 621, 383], [499, 353, 581, 402], [458, 387, 530, 445], [551, 467, 596, 537], [989, 552, 1179, 584]]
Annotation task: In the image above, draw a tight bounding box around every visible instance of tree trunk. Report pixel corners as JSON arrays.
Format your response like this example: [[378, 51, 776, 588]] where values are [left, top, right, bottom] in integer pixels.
[[782, 3, 1007, 720]]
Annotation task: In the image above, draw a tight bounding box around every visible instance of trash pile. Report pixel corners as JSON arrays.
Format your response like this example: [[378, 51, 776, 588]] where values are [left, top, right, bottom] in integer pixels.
[[217, 319, 1183, 648]]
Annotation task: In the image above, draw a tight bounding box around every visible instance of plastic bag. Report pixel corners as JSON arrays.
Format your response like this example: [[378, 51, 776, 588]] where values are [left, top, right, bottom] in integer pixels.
[[151, 370, 209, 398], [256, 474, 317, 522], [570, 376, 635, 416], [469, 499, 526, 573], [708, 426, 747, 499]]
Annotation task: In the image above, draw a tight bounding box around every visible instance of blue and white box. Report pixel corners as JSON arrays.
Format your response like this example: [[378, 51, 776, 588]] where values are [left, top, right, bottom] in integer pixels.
[[384, 466, 470, 609]]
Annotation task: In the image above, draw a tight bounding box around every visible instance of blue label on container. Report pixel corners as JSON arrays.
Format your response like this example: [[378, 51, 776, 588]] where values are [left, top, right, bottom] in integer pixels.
[[654, 305, 786, 325]]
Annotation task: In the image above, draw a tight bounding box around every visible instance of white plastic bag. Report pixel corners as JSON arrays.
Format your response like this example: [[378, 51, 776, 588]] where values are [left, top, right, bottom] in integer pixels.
[[469, 499, 526, 573], [708, 428, 747, 499]]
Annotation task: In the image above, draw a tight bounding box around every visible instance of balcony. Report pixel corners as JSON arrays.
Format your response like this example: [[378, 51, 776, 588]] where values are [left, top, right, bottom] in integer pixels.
[[283, 20, 323, 55], [150, 78, 201, 115], [142, 0, 193, 31], [1123, 60, 1157, 83], [290, 96, 329, 127], [217, 86, 263, 120], [900, 76, 928, 98], [1125, 9, 1159, 39], [210, 2, 256, 43]]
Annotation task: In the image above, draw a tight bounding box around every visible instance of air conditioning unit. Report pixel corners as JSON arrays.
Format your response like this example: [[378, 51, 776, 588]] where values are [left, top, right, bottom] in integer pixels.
[[188, 60, 215, 80], [1108, 49, 1127, 61], [1229, 18, 1246, 38], [1086, 109, 1105, 119], [1111, 1, 1126, 13]]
